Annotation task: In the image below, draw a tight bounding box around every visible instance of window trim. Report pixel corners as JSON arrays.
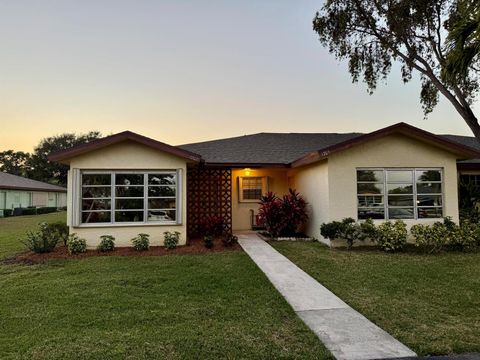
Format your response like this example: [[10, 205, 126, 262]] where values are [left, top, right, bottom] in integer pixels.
[[77, 169, 182, 227], [356, 167, 444, 220], [238, 176, 268, 203]]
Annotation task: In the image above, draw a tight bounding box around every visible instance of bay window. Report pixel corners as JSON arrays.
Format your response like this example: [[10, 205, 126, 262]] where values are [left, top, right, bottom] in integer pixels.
[[80, 170, 180, 225], [357, 168, 443, 220]]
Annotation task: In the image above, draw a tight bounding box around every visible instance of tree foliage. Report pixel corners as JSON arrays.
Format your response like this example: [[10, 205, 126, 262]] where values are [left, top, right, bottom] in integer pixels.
[[313, 0, 480, 139], [0, 132, 101, 185], [0, 150, 32, 176]]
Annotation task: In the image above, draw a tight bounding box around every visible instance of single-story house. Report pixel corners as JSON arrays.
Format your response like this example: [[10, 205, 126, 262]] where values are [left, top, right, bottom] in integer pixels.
[[48, 122, 480, 247], [0, 172, 67, 214]]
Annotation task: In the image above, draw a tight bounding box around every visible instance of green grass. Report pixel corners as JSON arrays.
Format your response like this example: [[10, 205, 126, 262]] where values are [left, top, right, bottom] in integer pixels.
[[272, 241, 480, 356], [0, 212, 67, 259], [0, 215, 331, 360]]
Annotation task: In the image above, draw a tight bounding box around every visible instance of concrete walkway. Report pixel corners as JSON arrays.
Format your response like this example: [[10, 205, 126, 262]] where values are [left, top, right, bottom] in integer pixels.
[[237, 232, 416, 360]]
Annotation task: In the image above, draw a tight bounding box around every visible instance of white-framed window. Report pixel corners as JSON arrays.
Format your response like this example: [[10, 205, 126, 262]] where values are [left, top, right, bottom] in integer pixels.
[[357, 168, 443, 220], [79, 170, 180, 225], [238, 176, 267, 202]]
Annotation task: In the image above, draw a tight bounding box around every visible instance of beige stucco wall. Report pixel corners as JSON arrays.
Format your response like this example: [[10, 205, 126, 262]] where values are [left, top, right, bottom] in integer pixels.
[[66, 140, 188, 248], [288, 133, 461, 244], [327, 133, 460, 227], [287, 160, 330, 244], [231, 168, 289, 230]]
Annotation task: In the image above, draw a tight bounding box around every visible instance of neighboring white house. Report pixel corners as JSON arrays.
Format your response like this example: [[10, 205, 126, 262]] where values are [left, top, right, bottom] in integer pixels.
[[49, 122, 480, 247], [0, 172, 67, 214]]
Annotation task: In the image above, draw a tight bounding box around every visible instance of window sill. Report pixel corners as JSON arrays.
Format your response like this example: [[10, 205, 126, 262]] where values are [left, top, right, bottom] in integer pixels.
[[73, 221, 181, 228]]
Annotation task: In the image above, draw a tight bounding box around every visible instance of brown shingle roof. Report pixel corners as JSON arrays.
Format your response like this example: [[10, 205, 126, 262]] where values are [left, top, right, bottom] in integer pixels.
[[179, 123, 480, 167], [0, 172, 67, 192], [179, 132, 362, 165]]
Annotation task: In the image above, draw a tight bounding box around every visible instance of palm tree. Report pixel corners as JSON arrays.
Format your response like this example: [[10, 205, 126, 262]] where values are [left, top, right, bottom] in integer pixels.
[[443, 0, 480, 83]]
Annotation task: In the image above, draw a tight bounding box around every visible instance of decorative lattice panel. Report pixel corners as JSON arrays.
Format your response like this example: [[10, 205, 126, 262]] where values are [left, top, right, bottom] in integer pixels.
[[187, 166, 232, 237]]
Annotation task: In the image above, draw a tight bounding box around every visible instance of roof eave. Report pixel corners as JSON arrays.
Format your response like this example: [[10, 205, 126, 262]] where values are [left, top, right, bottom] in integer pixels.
[[0, 185, 67, 193], [48, 131, 203, 164], [290, 122, 480, 168]]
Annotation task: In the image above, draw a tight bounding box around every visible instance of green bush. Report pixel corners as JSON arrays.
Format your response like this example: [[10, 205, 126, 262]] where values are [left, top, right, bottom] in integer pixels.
[[22, 222, 59, 253], [44, 221, 69, 246], [37, 207, 58, 215], [4, 209, 13, 217], [451, 220, 480, 251], [97, 235, 115, 252], [21, 207, 37, 215], [131, 233, 150, 251], [204, 235, 214, 249], [411, 217, 479, 253], [163, 231, 180, 249], [67, 234, 87, 254], [411, 222, 449, 254], [222, 233, 238, 247], [374, 220, 407, 252], [320, 217, 376, 249]]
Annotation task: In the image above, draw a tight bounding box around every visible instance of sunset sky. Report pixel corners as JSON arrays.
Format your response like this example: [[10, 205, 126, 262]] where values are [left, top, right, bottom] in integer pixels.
[[1, 0, 477, 152]]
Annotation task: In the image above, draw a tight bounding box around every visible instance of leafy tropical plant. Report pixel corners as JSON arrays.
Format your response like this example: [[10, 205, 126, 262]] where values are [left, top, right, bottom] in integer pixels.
[[279, 189, 309, 236], [258, 189, 308, 237], [199, 216, 224, 237]]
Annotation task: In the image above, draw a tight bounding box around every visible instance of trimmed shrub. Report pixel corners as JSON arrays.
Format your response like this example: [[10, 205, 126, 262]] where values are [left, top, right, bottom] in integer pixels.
[[22, 222, 59, 253], [131, 233, 150, 251], [164, 231, 180, 249], [411, 217, 479, 253], [204, 235, 214, 249], [320, 218, 376, 249], [450, 220, 480, 251], [97, 235, 115, 252], [67, 234, 87, 254], [411, 222, 449, 254], [374, 220, 407, 252], [222, 233, 238, 247], [44, 221, 69, 246], [37, 207, 58, 215], [4, 209, 13, 217], [21, 207, 37, 215]]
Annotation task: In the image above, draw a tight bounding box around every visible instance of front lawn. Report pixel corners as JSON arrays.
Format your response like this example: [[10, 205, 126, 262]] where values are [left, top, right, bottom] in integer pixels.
[[0, 215, 331, 359], [272, 241, 480, 356], [0, 212, 66, 259]]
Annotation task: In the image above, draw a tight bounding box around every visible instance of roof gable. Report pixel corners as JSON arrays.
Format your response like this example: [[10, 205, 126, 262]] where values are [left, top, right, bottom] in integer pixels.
[[291, 123, 480, 168], [48, 131, 202, 164]]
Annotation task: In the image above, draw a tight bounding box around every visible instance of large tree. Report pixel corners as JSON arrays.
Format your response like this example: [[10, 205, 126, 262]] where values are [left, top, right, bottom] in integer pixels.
[[0, 150, 32, 176], [313, 0, 480, 139], [28, 132, 102, 186]]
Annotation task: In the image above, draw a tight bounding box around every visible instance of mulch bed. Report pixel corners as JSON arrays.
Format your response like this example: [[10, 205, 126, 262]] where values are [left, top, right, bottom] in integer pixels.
[[4, 238, 242, 265]]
